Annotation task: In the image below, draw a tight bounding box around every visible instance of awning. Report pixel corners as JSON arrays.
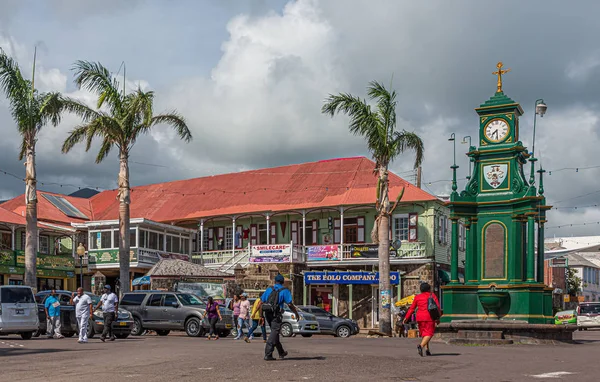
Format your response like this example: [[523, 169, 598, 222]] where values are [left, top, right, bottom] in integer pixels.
[[132, 275, 151, 286], [437, 269, 451, 283]]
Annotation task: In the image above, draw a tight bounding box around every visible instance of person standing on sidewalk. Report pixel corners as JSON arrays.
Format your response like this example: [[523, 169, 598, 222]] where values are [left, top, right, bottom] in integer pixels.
[[70, 288, 92, 344], [44, 289, 64, 339], [245, 297, 267, 343], [259, 274, 300, 361], [235, 293, 251, 340], [96, 285, 119, 342]]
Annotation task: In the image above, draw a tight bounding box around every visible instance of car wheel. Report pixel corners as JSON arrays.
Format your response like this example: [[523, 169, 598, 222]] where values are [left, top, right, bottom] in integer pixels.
[[156, 330, 171, 336], [301, 334, 312, 338], [336, 325, 351, 338], [185, 317, 202, 337], [63, 332, 75, 338], [32, 329, 42, 338], [20, 332, 33, 340], [281, 323, 293, 337], [87, 322, 95, 338], [115, 334, 129, 339], [131, 318, 144, 336]]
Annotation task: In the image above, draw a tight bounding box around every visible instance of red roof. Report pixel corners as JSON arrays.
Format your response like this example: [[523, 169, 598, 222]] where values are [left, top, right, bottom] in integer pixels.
[[0, 206, 26, 225], [1, 191, 92, 225], [90, 157, 436, 223]]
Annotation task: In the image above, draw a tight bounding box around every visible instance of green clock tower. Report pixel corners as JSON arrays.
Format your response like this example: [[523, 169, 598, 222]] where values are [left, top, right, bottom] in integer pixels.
[[441, 62, 553, 324]]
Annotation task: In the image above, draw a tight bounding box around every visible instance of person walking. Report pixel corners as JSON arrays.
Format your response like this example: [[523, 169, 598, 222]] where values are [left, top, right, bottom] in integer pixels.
[[245, 297, 267, 343], [44, 289, 64, 339], [235, 293, 251, 340], [203, 296, 222, 340], [259, 274, 300, 361], [230, 294, 241, 337], [96, 285, 119, 342], [70, 288, 93, 344], [403, 282, 441, 356]]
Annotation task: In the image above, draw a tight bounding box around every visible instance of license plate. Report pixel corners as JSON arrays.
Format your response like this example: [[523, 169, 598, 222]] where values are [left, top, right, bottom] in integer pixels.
[[15, 309, 24, 315], [225, 324, 232, 328], [119, 322, 127, 326]]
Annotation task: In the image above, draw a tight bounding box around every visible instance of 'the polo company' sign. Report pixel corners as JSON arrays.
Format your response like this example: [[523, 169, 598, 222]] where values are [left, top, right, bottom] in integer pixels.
[[304, 271, 400, 285]]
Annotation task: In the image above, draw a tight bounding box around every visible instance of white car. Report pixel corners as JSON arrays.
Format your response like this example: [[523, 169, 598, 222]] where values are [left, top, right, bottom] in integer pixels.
[[577, 302, 600, 330], [0, 286, 39, 339]]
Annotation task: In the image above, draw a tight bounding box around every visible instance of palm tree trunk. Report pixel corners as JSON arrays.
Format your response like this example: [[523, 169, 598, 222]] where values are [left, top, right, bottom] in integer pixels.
[[24, 143, 38, 289], [118, 151, 131, 294], [378, 165, 392, 335]]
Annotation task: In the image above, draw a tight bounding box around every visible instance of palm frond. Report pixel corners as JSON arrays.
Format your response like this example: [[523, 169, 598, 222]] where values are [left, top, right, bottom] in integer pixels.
[[392, 130, 425, 168], [59, 98, 102, 122], [367, 80, 397, 136], [95, 137, 114, 164], [148, 112, 192, 142], [61, 125, 89, 154], [39, 92, 64, 127], [72, 60, 122, 112], [18, 137, 27, 161]]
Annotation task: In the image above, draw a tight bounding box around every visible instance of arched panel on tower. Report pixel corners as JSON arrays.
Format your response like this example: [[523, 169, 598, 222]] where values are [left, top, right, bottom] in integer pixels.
[[482, 222, 507, 280]]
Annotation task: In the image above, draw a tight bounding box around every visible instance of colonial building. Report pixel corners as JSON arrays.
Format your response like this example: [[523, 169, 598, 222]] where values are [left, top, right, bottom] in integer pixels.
[[1, 156, 464, 328]]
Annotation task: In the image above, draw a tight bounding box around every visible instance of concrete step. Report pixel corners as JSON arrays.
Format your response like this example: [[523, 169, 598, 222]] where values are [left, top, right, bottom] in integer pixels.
[[457, 330, 504, 339], [449, 338, 514, 346]]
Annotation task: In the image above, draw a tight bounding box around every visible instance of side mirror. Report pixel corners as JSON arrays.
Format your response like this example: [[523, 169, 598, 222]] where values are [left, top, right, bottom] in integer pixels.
[[171, 302, 179, 308]]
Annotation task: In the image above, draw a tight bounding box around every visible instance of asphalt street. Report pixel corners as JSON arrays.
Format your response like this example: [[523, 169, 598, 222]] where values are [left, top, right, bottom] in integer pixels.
[[0, 331, 599, 381]]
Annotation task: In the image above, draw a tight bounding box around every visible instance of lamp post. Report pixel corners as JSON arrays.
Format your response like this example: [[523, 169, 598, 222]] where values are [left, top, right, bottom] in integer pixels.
[[461, 136, 472, 179], [530, 99, 547, 184], [449, 133, 458, 194], [76, 243, 85, 288]]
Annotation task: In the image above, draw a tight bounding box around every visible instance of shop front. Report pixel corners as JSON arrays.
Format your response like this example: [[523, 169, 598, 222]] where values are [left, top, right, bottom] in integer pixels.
[[0, 250, 76, 291], [303, 271, 401, 329]]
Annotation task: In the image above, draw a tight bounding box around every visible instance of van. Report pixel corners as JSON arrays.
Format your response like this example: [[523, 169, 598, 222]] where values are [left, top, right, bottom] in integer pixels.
[[577, 302, 600, 330], [0, 286, 39, 339]]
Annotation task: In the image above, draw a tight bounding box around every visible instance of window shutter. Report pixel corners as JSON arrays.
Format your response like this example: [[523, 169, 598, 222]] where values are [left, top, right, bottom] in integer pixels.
[[357, 217, 365, 243], [291, 222, 298, 244], [312, 220, 318, 245], [250, 224, 258, 246], [334, 218, 341, 244], [217, 227, 224, 240], [208, 228, 214, 251], [446, 217, 450, 245], [408, 213, 418, 242], [270, 223, 277, 244]]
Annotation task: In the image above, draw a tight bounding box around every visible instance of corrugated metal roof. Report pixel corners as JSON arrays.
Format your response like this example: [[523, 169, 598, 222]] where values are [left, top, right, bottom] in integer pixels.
[[0, 206, 26, 225], [1, 191, 92, 225], [147, 259, 232, 277], [91, 157, 436, 223]]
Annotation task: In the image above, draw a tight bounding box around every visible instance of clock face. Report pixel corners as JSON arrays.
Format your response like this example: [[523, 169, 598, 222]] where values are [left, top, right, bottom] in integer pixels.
[[484, 119, 510, 142]]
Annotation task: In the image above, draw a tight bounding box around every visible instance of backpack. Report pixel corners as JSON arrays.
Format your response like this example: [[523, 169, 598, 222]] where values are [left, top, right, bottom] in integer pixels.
[[262, 286, 285, 316], [427, 293, 441, 321]]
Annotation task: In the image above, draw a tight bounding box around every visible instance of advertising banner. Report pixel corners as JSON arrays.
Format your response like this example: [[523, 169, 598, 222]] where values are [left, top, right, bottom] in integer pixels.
[[349, 244, 397, 259], [176, 281, 225, 299], [304, 271, 400, 285], [249, 244, 291, 263], [307, 245, 340, 261]]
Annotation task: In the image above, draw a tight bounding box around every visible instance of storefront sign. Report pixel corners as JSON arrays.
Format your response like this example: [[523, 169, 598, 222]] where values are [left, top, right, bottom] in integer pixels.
[[249, 244, 291, 263], [15, 251, 74, 270], [307, 245, 340, 261], [89, 249, 137, 265], [304, 271, 400, 285], [349, 244, 397, 259]]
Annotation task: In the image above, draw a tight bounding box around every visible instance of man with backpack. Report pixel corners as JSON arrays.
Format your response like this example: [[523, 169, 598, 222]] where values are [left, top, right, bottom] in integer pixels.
[[259, 273, 300, 361]]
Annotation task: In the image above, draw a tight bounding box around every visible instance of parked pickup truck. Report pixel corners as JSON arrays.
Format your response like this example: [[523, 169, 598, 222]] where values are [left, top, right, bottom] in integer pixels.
[[121, 291, 234, 337]]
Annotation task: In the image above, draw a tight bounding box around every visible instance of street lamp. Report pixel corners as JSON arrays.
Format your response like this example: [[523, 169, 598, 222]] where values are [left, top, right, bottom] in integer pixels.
[[461, 136, 472, 179], [76, 243, 85, 288], [530, 99, 547, 184], [449, 133, 458, 193]]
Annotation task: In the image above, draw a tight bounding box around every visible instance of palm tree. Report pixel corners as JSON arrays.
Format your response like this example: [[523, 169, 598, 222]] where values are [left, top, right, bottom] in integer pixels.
[[0, 48, 64, 289], [61, 61, 192, 293], [322, 80, 424, 335]]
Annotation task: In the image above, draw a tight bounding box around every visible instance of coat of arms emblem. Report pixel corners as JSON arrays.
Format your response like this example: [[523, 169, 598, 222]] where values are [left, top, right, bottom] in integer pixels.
[[484, 164, 507, 189]]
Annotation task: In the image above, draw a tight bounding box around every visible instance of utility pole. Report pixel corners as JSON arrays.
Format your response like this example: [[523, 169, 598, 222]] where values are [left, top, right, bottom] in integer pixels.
[[416, 166, 422, 189]]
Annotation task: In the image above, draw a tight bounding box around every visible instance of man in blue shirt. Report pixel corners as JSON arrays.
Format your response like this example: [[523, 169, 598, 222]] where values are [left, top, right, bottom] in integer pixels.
[[44, 289, 64, 339], [259, 273, 300, 361]]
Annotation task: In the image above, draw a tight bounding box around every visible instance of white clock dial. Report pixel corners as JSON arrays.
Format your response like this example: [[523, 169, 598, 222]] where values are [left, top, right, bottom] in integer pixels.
[[484, 119, 510, 142]]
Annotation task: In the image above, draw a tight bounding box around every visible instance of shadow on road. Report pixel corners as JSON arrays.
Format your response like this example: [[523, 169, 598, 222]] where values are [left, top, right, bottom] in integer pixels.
[[283, 356, 326, 361], [0, 347, 82, 357], [428, 353, 461, 356]]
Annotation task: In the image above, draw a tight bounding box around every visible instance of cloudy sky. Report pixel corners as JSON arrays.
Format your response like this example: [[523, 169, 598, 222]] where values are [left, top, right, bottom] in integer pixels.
[[1, 0, 599, 238]]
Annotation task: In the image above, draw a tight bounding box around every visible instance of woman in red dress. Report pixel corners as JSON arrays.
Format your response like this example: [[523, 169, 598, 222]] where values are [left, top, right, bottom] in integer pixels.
[[403, 282, 440, 356]]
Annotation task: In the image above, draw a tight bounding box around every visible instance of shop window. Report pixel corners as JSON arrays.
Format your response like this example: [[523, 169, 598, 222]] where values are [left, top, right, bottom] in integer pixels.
[[1, 231, 11, 250], [90, 231, 112, 250], [225, 227, 233, 250], [139, 229, 147, 248], [148, 231, 159, 250], [20, 231, 25, 251], [181, 238, 189, 254], [258, 224, 268, 245], [172, 236, 181, 254], [113, 229, 138, 248], [393, 215, 409, 242]]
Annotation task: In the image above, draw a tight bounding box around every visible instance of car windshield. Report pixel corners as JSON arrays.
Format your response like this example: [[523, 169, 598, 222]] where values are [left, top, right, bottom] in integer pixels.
[[1, 288, 34, 304], [580, 304, 600, 314], [311, 307, 331, 315], [177, 294, 204, 306]]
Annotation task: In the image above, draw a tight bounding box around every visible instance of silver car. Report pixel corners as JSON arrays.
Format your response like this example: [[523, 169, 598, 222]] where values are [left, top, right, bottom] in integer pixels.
[[0, 286, 39, 340]]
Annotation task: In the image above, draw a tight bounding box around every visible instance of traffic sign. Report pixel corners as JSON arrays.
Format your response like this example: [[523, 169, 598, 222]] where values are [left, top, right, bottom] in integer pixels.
[[549, 257, 568, 268]]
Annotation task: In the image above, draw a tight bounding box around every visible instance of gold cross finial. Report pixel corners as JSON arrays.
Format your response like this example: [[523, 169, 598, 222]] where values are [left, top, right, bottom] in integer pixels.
[[492, 61, 511, 93]]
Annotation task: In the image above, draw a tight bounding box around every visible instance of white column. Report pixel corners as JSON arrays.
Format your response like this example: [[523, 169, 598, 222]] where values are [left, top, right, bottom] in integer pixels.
[[266, 214, 270, 245], [188, 234, 192, 257], [340, 207, 345, 246], [232, 217, 236, 258], [302, 210, 306, 247], [163, 230, 167, 252], [10, 225, 15, 250], [72, 235, 76, 257], [200, 220, 204, 254]]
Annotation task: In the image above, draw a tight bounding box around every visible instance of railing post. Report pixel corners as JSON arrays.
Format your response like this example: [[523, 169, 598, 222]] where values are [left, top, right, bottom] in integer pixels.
[[199, 219, 204, 265], [232, 217, 236, 261], [266, 214, 271, 245], [10, 225, 15, 250]]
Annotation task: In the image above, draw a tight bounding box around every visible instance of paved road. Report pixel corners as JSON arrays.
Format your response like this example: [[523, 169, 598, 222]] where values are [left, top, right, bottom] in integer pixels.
[[1, 331, 599, 381]]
